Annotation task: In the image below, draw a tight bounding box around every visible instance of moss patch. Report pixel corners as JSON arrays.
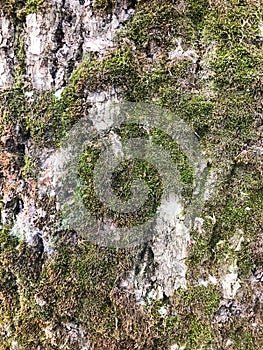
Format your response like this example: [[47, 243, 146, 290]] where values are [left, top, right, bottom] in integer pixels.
[[0, 0, 45, 18]]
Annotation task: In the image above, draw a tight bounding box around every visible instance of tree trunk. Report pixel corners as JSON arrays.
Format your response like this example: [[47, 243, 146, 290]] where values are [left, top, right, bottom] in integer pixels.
[[0, 0, 262, 349]]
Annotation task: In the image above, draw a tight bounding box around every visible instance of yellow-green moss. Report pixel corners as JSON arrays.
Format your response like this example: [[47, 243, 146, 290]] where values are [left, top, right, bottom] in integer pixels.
[[0, 0, 45, 18]]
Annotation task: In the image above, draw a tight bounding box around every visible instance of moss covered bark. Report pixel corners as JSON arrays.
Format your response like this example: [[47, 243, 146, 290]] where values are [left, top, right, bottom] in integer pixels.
[[0, 0, 262, 349]]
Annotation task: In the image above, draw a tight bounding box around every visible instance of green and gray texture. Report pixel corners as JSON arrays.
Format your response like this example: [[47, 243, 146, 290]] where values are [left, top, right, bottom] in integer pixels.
[[0, 0, 262, 349]]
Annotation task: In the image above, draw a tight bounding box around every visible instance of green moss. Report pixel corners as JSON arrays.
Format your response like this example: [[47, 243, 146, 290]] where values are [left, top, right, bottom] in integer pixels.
[[0, 234, 133, 347], [205, 1, 261, 45], [78, 134, 162, 228], [0, 49, 136, 145], [164, 285, 221, 348], [174, 285, 221, 316], [18, 0, 45, 17], [159, 93, 214, 138], [149, 128, 193, 194], [93, 0, 114, 14], [0, 78, 84, 146], [187, 0, 209, 31], [0, 0, 45, 17], [22, 154, 37, 179], [115, 123, 194, 189], [14, 30, 26, 86], [0, 226, 19, 253], [32, 241, 133, 345], [178, 9, 263, 340], [212, 44, 263, 91], [127, 60, 195, 102], [189, 161, 262, 275], [232, 329, 254, 350], [77, 119, 196, 229], [74, 48, 139, 96], [123, 0, 194, 50], [186, 318, 213, 347]]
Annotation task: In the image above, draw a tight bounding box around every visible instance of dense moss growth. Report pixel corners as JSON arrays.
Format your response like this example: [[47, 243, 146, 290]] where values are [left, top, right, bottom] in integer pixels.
[[93, 0, 115, 14], [0, 0, 45, 18], [123, 1, 194, 49], [77, 123, 194, 229], [79, 143, 164, 228]]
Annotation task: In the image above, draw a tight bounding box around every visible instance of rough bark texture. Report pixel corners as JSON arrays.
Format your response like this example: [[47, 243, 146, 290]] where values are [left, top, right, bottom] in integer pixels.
[[0, 0, 262, 349]]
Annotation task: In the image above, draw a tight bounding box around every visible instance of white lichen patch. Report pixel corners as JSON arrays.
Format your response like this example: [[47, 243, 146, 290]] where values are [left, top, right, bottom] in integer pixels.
[[221, 263, 241, 299], [168, 38, 198, 63], [44, 322, 91, 349], [196, 273, 218, 287], [25, 12, 54, 90], [0, 14, 14, 89], [86, 88, 120, 131], [229, 229, 245, 252], [152, 195, 190, 296], [170, 344, 185, 350], [134, 194, 190, 299], [11, 199, 54, 255], [34, 294, 47, 307]]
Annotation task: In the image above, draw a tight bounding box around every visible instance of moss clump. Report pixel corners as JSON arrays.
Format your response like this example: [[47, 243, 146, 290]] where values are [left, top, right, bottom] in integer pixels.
[[212, 44, 263, 91], [30, 241, 133, 347], [189, 164, 262, 277], [93, 0, 115, 14], [0, 230, 133, 348], [22, 153, 37, 179], [186, 318, 213, 347], [0, 226, 19, 253], [76, 107, 197, 229], [180, 285, 221, 315], [123, 0, 194, 50], [205, 1, 261, 46], [159, 93, 214, 138], [78, 134, 161, 228], [0, 0, 45, 18], [0, 228, 44, 348], [72, 48, 139, 97], [19, 0, 45, 16], [191, 0, 263, 277], [187, 0, 209, 31], [0, 75, 86, 146], [149, 128, 194, 185]]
